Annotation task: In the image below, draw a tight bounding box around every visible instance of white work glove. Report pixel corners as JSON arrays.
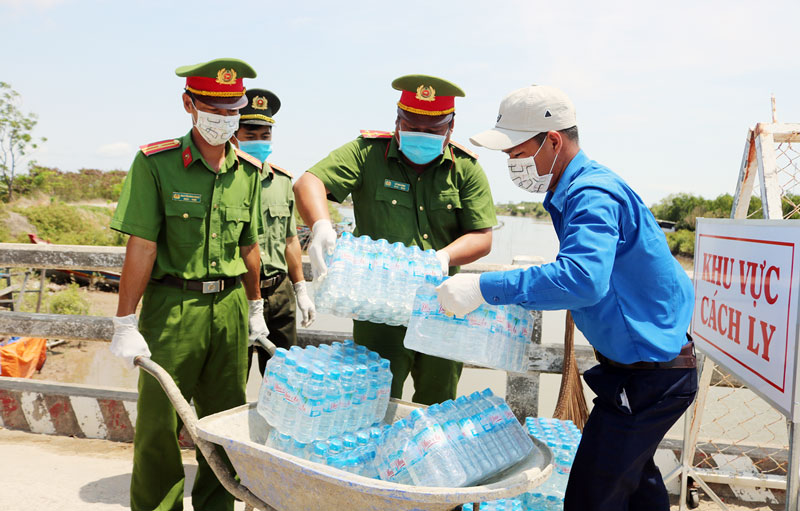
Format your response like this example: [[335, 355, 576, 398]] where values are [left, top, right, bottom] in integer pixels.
[[293, 280, 317, 328], [110, 314, 151, 370], [308, 219, 337, 280], [248, 299, 270, 347], [436, 273, 486, 316], [435, 250, 451, 276]]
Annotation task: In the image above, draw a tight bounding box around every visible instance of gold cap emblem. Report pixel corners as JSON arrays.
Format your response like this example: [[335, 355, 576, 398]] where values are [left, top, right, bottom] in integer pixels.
[[252, 96, 269, 110], [416, 85, 436, 102], [216, 68, 238, 85]]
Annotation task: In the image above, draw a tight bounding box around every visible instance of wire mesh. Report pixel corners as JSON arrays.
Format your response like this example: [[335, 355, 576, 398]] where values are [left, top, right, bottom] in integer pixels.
[[775, 140, 800, 219], [746, 139, 800, 220], [692, 364, 789, 477]]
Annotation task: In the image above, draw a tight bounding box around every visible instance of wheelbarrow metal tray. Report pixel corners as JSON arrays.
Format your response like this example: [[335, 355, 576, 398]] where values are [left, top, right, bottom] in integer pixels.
[[196, 400, 553, 511]]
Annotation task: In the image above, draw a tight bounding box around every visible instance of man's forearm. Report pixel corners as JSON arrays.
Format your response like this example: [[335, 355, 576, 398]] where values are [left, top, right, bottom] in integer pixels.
[[116, 235, 158, 316], [440, 228, 493, 267], [285, 236, 305, 284], [240, 243, 262, 300], [293, 173, 331, 227]]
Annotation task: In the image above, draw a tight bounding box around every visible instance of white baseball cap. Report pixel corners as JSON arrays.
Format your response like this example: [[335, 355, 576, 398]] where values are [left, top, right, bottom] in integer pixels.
[[470, 85, 576, 150]]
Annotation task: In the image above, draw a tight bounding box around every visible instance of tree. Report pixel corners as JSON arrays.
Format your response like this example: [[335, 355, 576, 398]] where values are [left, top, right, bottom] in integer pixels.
[[0, 82, 45, 201]]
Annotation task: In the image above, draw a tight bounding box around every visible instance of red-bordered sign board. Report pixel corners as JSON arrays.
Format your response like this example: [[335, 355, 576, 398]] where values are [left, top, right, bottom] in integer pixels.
[[692, 219, 800, 418]]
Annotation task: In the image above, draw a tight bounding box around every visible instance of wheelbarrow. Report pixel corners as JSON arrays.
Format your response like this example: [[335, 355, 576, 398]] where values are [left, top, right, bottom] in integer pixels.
[[134, 339, 553, 511]]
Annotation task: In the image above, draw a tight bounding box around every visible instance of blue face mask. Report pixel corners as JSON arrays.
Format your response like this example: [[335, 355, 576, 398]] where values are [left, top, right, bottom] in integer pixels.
[[398, 131, 446, 165], [238, 140, 273, 162]]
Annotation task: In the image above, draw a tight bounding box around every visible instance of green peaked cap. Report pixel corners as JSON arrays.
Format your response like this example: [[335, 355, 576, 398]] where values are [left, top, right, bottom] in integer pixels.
[[175, 58, 257, 78], [391, 74, 465, 97], [240, 88, 281, 125]]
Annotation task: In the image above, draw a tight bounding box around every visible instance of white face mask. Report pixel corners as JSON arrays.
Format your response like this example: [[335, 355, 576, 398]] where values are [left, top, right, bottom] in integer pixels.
[[192, 101, 240, 146], [507, 141, 559, 193]]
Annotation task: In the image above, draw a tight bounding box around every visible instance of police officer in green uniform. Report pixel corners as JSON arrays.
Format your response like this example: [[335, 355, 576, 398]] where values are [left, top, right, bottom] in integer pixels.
[[294, 75, 497, 405], [235, 88, 316, 376], [109, 58, 268, 511]]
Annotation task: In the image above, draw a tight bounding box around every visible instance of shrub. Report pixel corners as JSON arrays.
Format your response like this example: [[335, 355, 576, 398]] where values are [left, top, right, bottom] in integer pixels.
[[666, 229, 695, 257], [14, 202, 127, 246], [49, 283, 90, 315]]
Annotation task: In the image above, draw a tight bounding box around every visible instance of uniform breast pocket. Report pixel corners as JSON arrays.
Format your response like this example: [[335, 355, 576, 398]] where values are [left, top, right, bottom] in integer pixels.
[[374, 186, 413, 238], [223, 206, 251, 244], [164, 201, 206, 247], [265, 203, 291, 240], [429, 191, 461, 232]]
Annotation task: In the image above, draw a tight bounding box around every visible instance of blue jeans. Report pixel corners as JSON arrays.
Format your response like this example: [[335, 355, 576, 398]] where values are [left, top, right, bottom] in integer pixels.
[[564, 363, 698, 511]]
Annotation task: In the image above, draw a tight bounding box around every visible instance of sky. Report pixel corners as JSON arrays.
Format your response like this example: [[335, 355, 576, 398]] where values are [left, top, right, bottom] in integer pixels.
[[2, 0, 799, 207]]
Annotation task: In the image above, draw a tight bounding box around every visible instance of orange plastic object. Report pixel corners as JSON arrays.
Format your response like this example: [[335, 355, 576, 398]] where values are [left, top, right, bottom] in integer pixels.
[[0, 337, 47, 378]]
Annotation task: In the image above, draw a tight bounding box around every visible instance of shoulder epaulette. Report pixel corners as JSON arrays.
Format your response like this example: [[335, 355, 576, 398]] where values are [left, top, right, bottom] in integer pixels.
[[268, 163, 293, 178], [449, 140, 479, 160], [235, 147, 264, 169], [140, 139, 180, 156], [360, 129, 393, 139]]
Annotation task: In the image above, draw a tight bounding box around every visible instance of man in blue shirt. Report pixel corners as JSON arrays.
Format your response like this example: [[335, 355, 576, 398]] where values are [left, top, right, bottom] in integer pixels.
[[437, 85, 698, 511]]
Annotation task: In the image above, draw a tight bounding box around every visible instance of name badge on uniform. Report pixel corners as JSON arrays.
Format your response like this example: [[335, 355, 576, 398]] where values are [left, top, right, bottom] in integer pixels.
[[383, 179, 410, 192], [172, 192, 202, 203]]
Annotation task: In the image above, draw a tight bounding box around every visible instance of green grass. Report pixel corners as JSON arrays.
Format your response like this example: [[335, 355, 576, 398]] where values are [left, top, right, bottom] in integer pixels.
[[9, 202, 127, 246]]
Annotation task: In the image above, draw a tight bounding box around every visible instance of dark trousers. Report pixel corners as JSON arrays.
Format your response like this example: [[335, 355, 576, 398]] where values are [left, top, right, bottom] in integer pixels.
[[564, 363, 697, 511]]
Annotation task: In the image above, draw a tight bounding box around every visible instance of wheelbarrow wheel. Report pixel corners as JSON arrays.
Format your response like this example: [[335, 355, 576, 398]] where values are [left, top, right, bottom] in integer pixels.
[[686, 476, 700, 509]]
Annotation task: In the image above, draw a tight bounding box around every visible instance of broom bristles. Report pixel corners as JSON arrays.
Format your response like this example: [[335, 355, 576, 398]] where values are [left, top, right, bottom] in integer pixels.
[[552, 311, 589, 430]]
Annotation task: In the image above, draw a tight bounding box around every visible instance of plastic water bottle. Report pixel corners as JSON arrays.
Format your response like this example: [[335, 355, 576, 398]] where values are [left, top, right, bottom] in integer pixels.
[[348, 365, 369, 431], [404, 280, 534, 372], [288, 438, 309, 459], [387, 419, 415, 485], [318, 369, 341, 440], [257, 348, 287, 424], [480, 389, 533, 458], [439, 400, 494, 480], [270, 356, 297, 432], [296, 369, 326, 443], [428, 403, 482, 484], [454, 395, 511, 471], [334, 366, 354, 436], [309, 442, 328, 465], [468, 392, 521, 464], [404, 408, 467, 487], [375, 359, 392, 423], [363, 364, 380, 427]]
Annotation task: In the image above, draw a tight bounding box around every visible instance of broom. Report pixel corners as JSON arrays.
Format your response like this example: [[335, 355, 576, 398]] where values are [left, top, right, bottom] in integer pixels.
[[552, 311, 589, 430]]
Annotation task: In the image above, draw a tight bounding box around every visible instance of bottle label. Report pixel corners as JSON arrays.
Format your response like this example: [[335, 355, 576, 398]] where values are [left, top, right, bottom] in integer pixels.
[[284, 390, 299, 405], [414, 425, 446, 454], [488, 409, 504, 425]]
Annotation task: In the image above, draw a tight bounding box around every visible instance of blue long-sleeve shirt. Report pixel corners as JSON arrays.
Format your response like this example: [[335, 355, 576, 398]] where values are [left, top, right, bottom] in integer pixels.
[[479, 150, 694, 364]]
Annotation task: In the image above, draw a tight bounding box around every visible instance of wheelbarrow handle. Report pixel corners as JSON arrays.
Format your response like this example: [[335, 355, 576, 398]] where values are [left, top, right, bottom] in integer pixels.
[[253, 336, 278, 357], [134, 356, 276, 511]]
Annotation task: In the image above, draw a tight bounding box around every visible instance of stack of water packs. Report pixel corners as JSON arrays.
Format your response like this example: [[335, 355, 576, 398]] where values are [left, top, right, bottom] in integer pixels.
[[313, 233, 444, 326], [404, 276, 534, 373], [464, 417, 582, 511], [257, 341, 392, 445], [374, 390, 533, 487]]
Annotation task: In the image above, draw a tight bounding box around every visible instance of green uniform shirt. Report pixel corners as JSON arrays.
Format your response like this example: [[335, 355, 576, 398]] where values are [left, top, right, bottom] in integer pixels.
[[259, 163, 297, 277], [307, 133, 497, 250], [111, 130, 263, 280]]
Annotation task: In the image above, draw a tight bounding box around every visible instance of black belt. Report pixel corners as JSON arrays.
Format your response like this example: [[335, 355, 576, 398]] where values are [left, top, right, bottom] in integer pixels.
[[155, 275, 241, 294], [260, 272, 287, 292], [595, 341, 696, 370]]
